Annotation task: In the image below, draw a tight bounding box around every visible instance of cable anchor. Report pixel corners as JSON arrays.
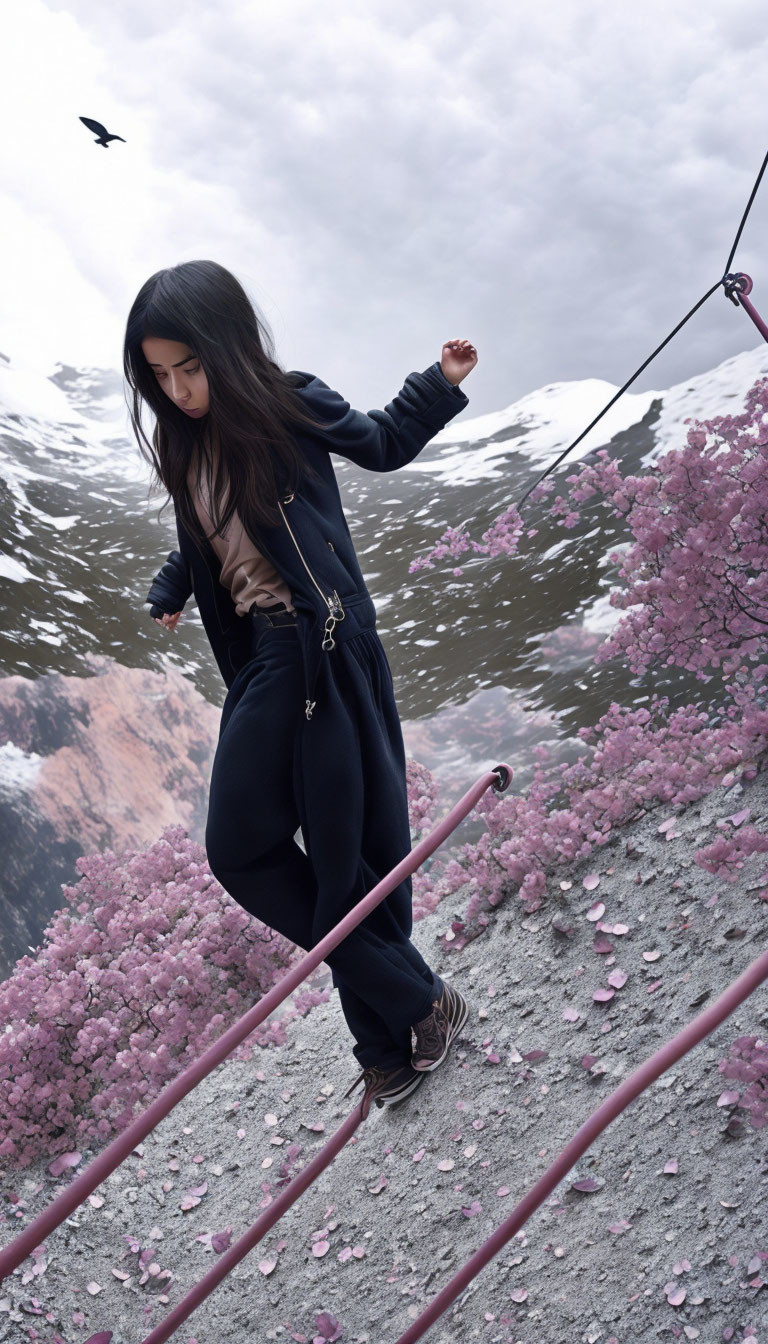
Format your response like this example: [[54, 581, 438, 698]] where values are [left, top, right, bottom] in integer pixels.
[[722, 271, 753, 306]]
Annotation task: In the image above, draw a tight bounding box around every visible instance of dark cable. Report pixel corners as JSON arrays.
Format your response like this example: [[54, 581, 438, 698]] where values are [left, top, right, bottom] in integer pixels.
[[514, 147, 768, 513], [723, 147, 768, 276]]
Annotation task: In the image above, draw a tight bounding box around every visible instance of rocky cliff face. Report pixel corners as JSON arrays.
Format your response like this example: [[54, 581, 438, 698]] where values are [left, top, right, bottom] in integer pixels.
[[0, 653, 219, 978]]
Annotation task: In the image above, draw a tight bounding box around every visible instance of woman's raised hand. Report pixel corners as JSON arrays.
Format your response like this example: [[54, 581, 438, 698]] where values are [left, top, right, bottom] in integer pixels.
[[154, 611, 183, 632], [440, 339, 477, 386]]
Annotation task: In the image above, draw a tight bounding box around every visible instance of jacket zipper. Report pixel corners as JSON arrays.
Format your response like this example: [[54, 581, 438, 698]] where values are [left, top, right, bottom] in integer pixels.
[[278, 493, 345, 719]]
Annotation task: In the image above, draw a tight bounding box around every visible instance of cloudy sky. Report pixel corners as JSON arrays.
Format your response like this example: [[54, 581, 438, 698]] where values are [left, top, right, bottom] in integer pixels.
[[3, 0, 768, 418]]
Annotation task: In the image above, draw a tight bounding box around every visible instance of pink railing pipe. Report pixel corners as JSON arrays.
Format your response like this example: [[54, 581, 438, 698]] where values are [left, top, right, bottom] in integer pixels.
[[394, 940, 768, 1342], [723, 271, 768, 343], [0, 762, 512, 1281]]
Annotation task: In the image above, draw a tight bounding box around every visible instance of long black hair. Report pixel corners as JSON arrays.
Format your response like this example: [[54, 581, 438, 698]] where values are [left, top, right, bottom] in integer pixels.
[[123, 259, 330, 554]]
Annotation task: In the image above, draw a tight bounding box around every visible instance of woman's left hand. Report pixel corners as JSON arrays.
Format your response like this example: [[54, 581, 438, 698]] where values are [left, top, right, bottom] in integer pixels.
[[440, 339, 477, 386]]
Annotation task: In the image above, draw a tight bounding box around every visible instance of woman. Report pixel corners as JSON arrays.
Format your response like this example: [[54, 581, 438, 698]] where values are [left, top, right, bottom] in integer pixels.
[[128, 259, 476, 1111]]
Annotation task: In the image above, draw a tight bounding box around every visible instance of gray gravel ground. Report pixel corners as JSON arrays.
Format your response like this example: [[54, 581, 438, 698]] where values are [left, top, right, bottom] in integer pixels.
[[1, 771, 767, 1344]]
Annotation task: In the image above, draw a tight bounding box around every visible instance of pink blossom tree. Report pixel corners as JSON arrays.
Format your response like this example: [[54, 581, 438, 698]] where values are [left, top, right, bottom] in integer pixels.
[[0, 827, 320, 1168]]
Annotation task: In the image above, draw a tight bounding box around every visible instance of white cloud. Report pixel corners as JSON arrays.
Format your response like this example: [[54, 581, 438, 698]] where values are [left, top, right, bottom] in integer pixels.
[[3, 0, 768, 414]]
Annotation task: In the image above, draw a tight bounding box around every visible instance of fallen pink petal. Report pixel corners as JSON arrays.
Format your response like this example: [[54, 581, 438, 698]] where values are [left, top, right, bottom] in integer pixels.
[[313, 1311, 342, 1341], [48, 1152, 82, 1179], [672, 1258, 692, 1274], [727, 807, 751, 826]]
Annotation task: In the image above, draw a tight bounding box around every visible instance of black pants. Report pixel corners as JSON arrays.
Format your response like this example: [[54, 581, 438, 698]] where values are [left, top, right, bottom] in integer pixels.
[[204, 611, 440, 1071]]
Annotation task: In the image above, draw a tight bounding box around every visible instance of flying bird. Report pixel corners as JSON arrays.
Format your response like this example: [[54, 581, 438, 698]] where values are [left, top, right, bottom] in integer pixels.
[[79, 116, 126, 148]]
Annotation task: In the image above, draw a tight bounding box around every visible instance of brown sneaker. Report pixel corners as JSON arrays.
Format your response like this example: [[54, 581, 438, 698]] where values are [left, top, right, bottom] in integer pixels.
[[411, 982, 469, 1072], [343, 1060, 426, 1111]]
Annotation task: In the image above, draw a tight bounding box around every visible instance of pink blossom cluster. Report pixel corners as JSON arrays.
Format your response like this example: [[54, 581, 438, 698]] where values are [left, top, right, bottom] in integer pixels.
[[537, 379, 768, 682], [0, 827, 309, 1168], [718, 1035, 768, 1129], [410, 692, 768, 929], [408, 506, 526, 576], [693, 823, 768, 880], [405, 757, 440, 842]]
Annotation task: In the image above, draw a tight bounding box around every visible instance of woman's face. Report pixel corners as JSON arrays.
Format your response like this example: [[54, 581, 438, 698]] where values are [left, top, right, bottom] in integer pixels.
[[141, 336, 210, 418]]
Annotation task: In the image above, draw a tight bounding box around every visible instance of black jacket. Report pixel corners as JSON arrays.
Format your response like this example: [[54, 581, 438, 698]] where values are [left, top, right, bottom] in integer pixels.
[[145, 361, 469, 719]]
